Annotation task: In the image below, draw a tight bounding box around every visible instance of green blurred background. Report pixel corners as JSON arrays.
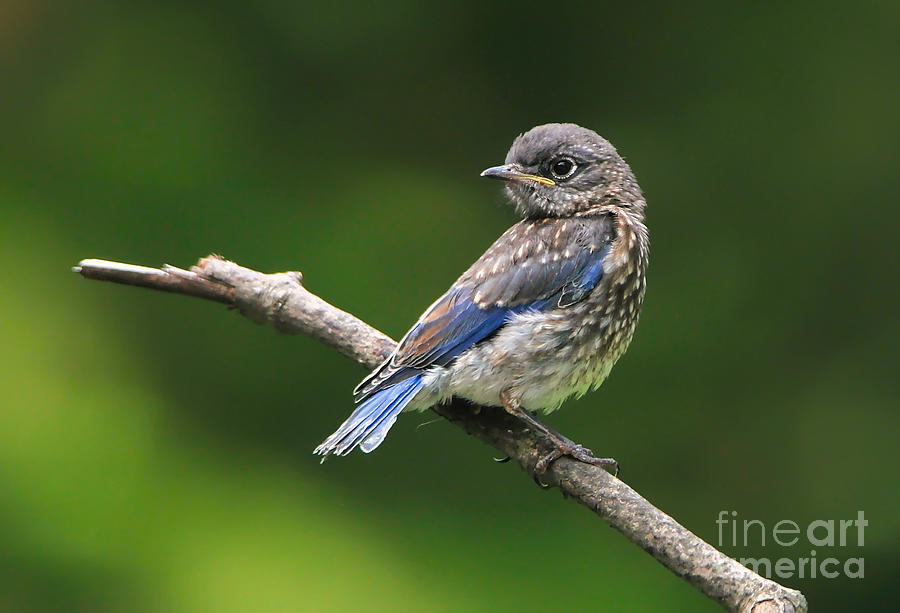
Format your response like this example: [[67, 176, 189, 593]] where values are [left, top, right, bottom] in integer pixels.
[[1, 1, 897, 611]]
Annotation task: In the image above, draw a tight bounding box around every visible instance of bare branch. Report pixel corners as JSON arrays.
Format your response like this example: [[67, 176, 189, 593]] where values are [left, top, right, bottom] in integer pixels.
[[74, 256, 807, 613], [74, 259, 233, 303]]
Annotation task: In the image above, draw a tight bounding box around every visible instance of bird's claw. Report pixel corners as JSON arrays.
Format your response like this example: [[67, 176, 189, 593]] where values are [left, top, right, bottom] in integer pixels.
[[569, 444, 619, 476], [491, 454, 549, 487], [535, 447, 565, 475], [532, 473, 552, 489], [534, 443, 618, 478]]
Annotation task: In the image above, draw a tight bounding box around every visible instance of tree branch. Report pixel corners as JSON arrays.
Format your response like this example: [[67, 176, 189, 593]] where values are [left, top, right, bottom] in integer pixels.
[[74, 256, 807, 613]]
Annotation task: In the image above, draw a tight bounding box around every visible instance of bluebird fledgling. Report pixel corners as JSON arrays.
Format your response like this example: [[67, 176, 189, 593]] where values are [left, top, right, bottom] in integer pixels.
[[315, 123, 649, 473]]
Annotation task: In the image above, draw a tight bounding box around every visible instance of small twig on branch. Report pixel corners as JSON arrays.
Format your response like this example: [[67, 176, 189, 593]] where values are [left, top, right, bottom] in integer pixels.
[[74, 256, 807, 613]]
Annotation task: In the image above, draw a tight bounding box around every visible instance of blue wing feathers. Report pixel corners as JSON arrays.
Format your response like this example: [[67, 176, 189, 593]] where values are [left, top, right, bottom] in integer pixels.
[[428, 297, 510, 365], [559, 256, 606, 306], [355, 242, 611, 403], [359, 289, 512, 395]]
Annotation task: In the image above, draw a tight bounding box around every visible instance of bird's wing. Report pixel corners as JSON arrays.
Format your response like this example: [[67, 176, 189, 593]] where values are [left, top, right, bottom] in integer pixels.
[[354, 214, 615, 401]]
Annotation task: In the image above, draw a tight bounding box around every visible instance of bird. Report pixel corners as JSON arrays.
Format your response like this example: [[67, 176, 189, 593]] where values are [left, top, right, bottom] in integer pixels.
[[314, 123, 648, 475]]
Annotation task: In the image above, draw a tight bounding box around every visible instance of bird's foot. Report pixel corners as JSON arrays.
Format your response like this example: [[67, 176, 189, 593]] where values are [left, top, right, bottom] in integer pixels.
[[498, 389, 619, 484], [535, 441, 618, 476]]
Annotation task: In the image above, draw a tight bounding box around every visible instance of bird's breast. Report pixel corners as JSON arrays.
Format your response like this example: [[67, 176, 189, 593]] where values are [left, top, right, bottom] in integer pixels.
[[562, 210, 648, 394]]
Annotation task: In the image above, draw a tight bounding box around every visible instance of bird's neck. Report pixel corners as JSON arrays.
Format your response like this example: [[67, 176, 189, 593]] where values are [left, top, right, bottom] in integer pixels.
[[605, 204, 649, 277]]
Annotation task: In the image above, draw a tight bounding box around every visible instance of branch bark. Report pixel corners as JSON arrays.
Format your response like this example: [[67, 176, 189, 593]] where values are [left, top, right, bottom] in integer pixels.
[[74, 256, 808, 613]]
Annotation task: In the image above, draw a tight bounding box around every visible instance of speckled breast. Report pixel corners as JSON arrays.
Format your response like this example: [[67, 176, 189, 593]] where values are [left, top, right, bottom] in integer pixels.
[[568, 208, 648, 395]]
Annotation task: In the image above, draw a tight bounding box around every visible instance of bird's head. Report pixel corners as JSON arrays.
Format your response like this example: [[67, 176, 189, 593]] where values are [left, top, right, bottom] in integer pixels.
[[481, 123, 644, 219]]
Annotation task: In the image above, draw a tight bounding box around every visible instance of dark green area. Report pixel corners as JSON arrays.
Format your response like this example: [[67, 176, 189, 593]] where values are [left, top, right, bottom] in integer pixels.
[[1, 2, 897, 611]]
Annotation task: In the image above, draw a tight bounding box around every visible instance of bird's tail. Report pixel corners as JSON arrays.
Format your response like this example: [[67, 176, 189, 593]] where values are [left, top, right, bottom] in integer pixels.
[[314, 375, 424, 458]]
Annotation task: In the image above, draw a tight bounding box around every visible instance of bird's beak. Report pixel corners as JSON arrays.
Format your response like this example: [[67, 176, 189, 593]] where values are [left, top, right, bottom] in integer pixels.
[[480, 164, 556, 186]]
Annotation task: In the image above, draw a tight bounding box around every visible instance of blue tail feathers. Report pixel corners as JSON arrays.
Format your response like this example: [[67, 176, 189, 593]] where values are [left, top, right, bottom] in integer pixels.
[[314, 375, 424, 458]]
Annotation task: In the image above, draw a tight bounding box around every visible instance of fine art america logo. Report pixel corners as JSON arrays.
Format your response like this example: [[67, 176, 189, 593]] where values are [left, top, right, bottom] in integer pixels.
[[716, 510, 866, 579]]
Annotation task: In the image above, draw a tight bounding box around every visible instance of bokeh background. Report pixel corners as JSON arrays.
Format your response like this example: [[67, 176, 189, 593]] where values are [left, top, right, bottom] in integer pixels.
[[1, 2, 897, 611]]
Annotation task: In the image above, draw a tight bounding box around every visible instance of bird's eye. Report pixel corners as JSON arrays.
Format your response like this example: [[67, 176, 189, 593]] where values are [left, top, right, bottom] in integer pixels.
[[549, 158, 577, 180]]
